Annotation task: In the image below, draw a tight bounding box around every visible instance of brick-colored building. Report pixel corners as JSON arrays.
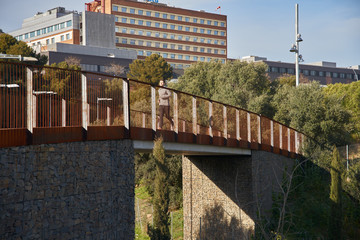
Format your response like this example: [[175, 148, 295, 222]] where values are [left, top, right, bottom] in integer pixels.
[[88, 0, 227, 69]]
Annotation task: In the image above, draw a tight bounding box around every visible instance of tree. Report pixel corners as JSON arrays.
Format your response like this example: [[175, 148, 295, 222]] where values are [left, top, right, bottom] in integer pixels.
[[329, 147, 343, 240], [149, 137, 171, 240], [0, 33, 47, 65], [105, 63, 125, 76], [127, 54, 172, 85]]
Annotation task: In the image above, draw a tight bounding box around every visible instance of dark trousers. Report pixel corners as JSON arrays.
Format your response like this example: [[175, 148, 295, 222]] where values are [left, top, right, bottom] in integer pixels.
[[159, 105, 173, 128]]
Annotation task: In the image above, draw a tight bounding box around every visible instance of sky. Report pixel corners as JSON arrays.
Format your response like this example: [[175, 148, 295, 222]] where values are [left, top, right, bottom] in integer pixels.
[[1, 0, 359, 67]]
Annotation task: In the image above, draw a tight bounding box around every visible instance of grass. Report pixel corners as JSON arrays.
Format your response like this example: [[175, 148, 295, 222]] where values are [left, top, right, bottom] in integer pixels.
[[135, 185, 183, 239]]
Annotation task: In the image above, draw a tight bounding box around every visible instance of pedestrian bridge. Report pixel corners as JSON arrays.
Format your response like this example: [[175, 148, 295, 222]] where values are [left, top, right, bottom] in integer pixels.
[[0, 61, 304, 158]]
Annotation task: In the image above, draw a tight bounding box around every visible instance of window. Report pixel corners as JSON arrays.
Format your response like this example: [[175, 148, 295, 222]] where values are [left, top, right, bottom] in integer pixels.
[[347, 73, 353, 79], [146, 11, 151, 16], [170, 34, 175, 39], [170, 44, 175, 49], [61, 35, 65, 41], [115, 27, 119, 32], [122, 18, 127, 23], [146, 51, 152, 56], [122, 38, 127, 44], [200, 48, 205, 53], [178, 26, 183, 31], [200, 29, 205, 34], [25, 33, 29, 39], [207, 48, 211, 53], [280, 68, 286, 73], [155, 22, 160, 28], [221, 32, 225, 36], [115, 17, 119, 22], [170, 25, 175, 30], [51, 37, 55, 43], [170, 14, 175, 20], [221, 22, 225, 27], [60, 22, 65, 29], [185, 36, 190, 41], [130, 19, 135, 24], [193, 56, 198, 61], [185, 27, 190, 32], [112, 5, 118, 11], [121, 7, 127, 12], [46, 39, 50, 45], [193, 28, 198, 33], [214, 40, 218, 44], [146, 21, 151, 27], [138, 20, 143, 25], [155, 42, 160, 48], [185, 55, 190, 60], [54, 24, 59, 31], [130, 39, 135, 45], [122, 28, 127, 33], [303, 70, 309, 76], [163, 43, 168, 48], [193, 37, 197, 42], [207, 20, 212, 25], [340, 73, 345, 79], [66, 20, 72, 27], [162, 33, 167, 38], [214, 30, 218, 35], [178, 35, 183, 40], [193, 47, 198, 52], [163, 13, 167, 19], [193, 18, 198, 23], [66, 33, 70, 40], [163, 53, 168, 58], [138, 10, 143, 15], [200, 57, 205, 61], [326, 72, 331, 77], [42, 28, 46, 34], [155, 32, 160, 37], [115, 37, 119, 43], [178, 45, 183, 50], [178, 16, 182, 21], [36, 30, 41, 36], [220, 41, 225, 45], [334, 72, 339, 78], [130, 8, 135, 14], [185, 17, 190, 22], [138, 50, 144, 56], [178, 55, 183, 59], [171, 54, 175, 59], [220, 50, 225, 54], [130, 29, 135, 34], [185, 46, 190, 51], [200, 19, 204, 24], [207, 58, 211, 62], [207, 39, 212, 44], [138, 40, 144, 46], [311, 70, 317, 76], [319, 71, 324, 77], [147, 41, 152, 47], [221, 59, 225, 64], [214, 21, 218, 26], [287, 68, 295, 74], [200, 38, 204, 43], [155, 12, 160, 17], [214, 49, 218, 54], [162, 23, 167, 29]]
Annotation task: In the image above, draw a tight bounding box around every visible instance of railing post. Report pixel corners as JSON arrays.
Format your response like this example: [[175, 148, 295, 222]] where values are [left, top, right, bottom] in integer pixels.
[[288, 128, 291, 152], [209, 101, 213, 137], [26, 67, 33, 133], [258, 115, 261, 145], [107, 106, 111, 126], [173, 92, 178, 133], [236, 109, 240, 141], [32, 95, 37, 128], [279, 124, 283, 150], [295, 131, 298, 154], [223, 105, 227, 139], [247, 112, 251, 143], [81, 74, 88, 130], [192, 96, 197, 135], [62, 99, 66, 127], [270, 120, 274, 147], [151, 86, 156, 132], [142, 113, 146, 128], [123, 79, 130, 133]]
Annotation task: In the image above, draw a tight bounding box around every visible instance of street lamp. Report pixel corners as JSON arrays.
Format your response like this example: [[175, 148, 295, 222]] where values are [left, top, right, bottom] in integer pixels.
[[349, 67, 359, 81], [97, 97, 113, 121], [32, 91, 57, 127], [289, 4, 303, 86]]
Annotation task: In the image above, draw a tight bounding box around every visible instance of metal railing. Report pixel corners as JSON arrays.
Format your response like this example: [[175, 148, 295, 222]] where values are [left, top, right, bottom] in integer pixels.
[[0, 61, 305, 156]]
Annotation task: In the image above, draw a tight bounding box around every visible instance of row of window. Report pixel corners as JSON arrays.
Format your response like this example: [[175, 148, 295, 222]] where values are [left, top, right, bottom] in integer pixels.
[[116, 38, 226, 55], [30, 33, 72, 46], [15, 20, 72, 41], [116, 27, 226, 45], [112, 5, 226, 27], [269, 66, 359, 79], [116, 17, 226, 36]]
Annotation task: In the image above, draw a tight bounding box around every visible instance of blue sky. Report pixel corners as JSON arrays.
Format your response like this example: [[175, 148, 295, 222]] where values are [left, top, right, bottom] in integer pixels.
[[1, 0, 359, 67]]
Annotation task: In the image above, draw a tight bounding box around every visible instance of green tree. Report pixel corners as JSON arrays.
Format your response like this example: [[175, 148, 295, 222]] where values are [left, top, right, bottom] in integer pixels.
[[329, 147, 343, 240], [150, 137, 170, 240]]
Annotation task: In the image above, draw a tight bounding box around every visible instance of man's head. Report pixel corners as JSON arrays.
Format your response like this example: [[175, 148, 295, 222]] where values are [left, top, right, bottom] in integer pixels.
[[159, 80, 165, 87]]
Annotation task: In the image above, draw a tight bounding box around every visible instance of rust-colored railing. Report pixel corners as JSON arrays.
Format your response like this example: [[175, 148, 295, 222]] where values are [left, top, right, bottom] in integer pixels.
[[0, 61, 305, 157]]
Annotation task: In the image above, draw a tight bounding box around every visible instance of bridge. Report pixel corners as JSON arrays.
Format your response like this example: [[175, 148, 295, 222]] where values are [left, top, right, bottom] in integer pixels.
[[0, 61, 304, 239]]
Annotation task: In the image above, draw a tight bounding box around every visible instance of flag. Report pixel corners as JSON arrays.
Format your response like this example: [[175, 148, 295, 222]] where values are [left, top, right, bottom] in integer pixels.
[[216, 6, 221, 11]]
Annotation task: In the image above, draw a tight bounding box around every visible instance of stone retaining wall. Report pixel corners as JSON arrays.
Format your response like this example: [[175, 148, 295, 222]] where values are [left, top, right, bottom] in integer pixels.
[[0, 140, 134, 239]]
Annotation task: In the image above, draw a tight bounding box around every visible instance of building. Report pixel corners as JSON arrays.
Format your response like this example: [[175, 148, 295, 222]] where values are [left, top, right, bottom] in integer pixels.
[[242, 56, 360, 85], [10, 7, 81, 51], [86, 0, 227, 69]]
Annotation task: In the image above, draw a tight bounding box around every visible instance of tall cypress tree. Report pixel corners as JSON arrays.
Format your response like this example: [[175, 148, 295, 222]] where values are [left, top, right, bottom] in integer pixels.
[[329, 146, 342, 239], [150, 137, 170, 240]]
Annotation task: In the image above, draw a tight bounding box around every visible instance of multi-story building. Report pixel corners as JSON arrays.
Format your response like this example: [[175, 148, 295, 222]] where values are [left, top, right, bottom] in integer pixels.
[[10, 7, 81, 52], [242, 56, 360, 85], [87, 0, 228, 69]]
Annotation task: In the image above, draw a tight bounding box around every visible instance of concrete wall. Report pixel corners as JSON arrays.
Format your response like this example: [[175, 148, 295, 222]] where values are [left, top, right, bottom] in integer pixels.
[[0, 140, 134, 239], [183, 151, 295, 240]]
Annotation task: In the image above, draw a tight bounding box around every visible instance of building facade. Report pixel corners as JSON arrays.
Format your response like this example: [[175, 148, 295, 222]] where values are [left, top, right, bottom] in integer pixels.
[[242, 56, 360, 85], [90, 0, 227, 69]]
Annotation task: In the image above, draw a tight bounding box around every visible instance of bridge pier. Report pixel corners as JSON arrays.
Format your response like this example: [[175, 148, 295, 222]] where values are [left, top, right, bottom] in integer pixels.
[[183, 151, 295, 239]]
